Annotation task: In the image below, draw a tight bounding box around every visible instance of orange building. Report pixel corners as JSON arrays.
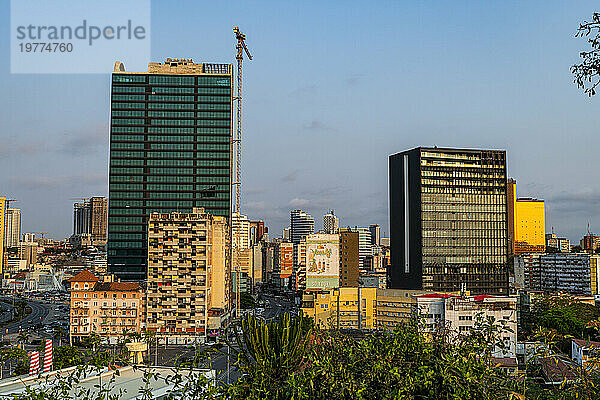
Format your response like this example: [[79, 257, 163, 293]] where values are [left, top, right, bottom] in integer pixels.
[[69, 270, 144, 344]]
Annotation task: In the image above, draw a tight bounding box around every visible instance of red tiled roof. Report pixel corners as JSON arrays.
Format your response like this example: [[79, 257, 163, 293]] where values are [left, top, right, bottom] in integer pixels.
[[573, 338, 600, 348], [95, 282, 140, 292], [474, 295, 495, 302], [68, 270, 100, 283]]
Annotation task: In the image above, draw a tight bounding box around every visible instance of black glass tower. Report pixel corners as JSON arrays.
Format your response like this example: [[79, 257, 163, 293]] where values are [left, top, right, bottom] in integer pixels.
[[108, 59, 232, 280], [389, 147, 509, 295]]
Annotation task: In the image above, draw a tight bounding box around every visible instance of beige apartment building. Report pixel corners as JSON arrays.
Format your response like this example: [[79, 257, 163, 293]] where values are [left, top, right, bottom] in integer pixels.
[[69, 270, 144, 344], [147, 208, 230, 344]]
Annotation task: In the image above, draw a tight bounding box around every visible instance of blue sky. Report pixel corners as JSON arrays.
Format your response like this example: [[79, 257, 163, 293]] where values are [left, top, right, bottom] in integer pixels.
[[1, 0, 599, 241]]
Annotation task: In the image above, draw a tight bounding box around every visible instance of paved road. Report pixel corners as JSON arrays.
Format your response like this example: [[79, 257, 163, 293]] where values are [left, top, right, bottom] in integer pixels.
[[2, 301, 49, 334], [0, 302, 15, 324]]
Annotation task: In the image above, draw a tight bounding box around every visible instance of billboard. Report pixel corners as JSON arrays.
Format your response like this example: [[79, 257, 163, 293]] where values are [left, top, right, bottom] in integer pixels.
[[279, 242, 294, 278], [306, 234, 339, 289]]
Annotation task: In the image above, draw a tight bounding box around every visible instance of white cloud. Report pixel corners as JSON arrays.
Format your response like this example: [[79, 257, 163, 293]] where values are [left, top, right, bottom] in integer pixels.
[[289, 198, 310, 207]]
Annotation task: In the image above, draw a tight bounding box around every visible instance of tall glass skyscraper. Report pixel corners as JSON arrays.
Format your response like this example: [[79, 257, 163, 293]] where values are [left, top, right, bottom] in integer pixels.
[[108, 59, 233, 280], [389, 147, 509, 295]]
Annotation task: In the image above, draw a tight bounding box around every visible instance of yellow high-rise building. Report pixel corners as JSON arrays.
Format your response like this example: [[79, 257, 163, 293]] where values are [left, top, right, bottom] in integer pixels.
[[507, 180, 545, 255], [0, 197, 5, 276], [591, 255, 600, 295]]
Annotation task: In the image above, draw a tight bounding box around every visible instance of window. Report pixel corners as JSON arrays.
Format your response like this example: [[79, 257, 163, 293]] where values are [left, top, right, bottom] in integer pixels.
[[149, 76, 194, 85], [113, 74, 145, 83]]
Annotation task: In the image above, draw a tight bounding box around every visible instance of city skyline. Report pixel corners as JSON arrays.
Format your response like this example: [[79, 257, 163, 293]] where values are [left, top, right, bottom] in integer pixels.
[[2, 1, 600, 241]]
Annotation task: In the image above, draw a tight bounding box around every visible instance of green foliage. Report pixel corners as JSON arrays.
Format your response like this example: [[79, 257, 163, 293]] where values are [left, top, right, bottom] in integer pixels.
[[239, 292, 256, 309], [54, 345, 85, 369], [228, 312, 313, 399], [525, 295, 600, 346], [572, 12, 600, 96]]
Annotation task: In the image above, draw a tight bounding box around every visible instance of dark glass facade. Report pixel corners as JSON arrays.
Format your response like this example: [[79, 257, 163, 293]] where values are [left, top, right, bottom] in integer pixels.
[[108, 60, 233, 281], [389, 147, 509, 295]]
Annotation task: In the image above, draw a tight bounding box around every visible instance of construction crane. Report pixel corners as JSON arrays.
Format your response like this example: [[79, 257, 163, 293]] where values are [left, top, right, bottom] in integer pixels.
[[232, 26, 252, 215], [232, 27, 252, 319]]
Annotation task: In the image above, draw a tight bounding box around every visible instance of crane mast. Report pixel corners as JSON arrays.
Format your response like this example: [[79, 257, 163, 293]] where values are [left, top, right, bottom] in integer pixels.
[[233, 26, 252, 215], [232, 27, 252, 318]]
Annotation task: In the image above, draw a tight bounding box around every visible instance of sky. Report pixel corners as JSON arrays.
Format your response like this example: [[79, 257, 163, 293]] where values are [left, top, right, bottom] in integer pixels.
[[1, 0, 600, 242]]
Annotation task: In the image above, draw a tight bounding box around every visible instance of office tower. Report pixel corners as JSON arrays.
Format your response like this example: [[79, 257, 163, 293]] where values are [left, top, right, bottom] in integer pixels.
[[283, 227, 291, 241], [340, 227, 372, 269], [0, 198, 5, 276], [507, 179, 545, 255], [389, 147, 509, 295], [291, 210, 314, 287], [323, 210, 339, 234], [5, 208, 21, 248], [369, 224, 381, 246], [107, 59, 233, 280], [147, 208, 229, 342], [291, 210, 314, 244], [73, 202, 91, 236], [340, 230, 359, 287], [72, 197, 108, 247], [90, 197, 108, 246]]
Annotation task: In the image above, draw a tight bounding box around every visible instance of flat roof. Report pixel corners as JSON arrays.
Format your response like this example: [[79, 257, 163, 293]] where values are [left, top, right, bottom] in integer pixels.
[[0, 366, 215, 399]]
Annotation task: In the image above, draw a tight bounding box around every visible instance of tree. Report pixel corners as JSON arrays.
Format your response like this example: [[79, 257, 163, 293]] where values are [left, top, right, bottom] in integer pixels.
[[228, 312, 313, 399], [239, 292, 256, 309], [17, 331, 29, 349], [572, 12, 600, 96], [53, 345, 84, 369]]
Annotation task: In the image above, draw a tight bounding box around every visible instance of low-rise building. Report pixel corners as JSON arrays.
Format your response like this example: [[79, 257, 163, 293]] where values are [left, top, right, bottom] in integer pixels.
[[69, 270, 144, 344], [571, 338, 600, 366], [301, 287, 377, 330]]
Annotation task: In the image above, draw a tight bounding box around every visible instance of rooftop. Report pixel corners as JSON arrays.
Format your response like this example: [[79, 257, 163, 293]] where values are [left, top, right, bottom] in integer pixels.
[[68, 270, 100, 283]]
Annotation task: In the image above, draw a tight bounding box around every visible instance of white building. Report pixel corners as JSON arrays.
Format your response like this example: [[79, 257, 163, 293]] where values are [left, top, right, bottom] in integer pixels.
[[571, 338, 600, 366], [417, 294, 517, 358], [5, 259, 27, 275], [323, 210, 339, 234], [5, 208, 21, 248]]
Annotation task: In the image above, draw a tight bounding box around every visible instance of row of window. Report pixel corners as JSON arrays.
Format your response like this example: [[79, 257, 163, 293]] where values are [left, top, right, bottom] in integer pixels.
[[112, 75, 230, 86], [112, 94, 230, 102], [111, 136, 230, 145], [113, 102, 231, 110], [109, 171, 229, 182], [110, 183, 229, 191], [113, 119, 230, 126], [108, 199, 228, 208], [112, 126, 229, 134]]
